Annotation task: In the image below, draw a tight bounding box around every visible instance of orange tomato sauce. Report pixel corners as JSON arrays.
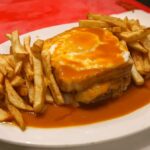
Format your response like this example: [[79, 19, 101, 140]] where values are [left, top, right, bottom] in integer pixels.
[[22, 80, 150, 128], [47, 27, 126, 80]]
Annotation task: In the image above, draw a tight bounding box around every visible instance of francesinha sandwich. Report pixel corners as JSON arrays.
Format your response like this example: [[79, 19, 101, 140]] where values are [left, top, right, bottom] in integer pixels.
[[43, 27, 132, 104]]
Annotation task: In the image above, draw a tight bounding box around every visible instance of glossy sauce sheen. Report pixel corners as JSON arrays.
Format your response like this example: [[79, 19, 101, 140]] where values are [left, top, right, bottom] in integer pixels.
[[45, 27, 127, 81], [23, 81, 150, 128]]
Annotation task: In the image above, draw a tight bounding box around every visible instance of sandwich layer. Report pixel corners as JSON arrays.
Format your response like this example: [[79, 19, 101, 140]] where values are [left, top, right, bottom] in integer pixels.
[[43, 27, 131, 92]]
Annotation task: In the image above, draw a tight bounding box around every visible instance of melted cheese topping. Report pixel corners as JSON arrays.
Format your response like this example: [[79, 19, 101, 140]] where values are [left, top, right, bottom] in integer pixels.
[[43, 27, 129, 79]]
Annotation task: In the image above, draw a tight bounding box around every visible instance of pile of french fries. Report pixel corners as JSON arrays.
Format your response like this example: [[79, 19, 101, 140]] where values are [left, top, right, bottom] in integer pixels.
[[79, 13, 150, 85], [0, 31, 64, 130]]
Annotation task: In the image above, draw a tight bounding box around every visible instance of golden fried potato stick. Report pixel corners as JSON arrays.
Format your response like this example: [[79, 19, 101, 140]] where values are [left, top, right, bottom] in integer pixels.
[[14, 61, 23, 75], [131, 65, 144, 85], [32, 55, 45, 112], [6, 67, 14, 79], [5, 79, 32, 111], [123, 16, 130, 30], [140, 35, 150, 51], [41, 49, 64, 104], [11, 76, 25, 87], [111, 26, 122, 33], [24, 37, 34, 81], [0, 108, 11, 122], [0, 65, 7, 75], [0, 56, 14, 78], [31, 39, 44, 53], [131, 50, 145, 75], [5, 96, 25, 130], [45, 88, 53, 103], [88, 13, 127, 30], [23, 61, 34, 81], [44, 77, 53, 103], [24, 36, 33, 65], [126, 19, 143, 31], [143, 55, 150, 73], [23, 36, 34, 81], [0, 54, 16, 69], [79, 20, 110, 28], [44, 77, 49, 87], [26, 79, 34, 104], [8, 30, 28, 59], [128, 42, 148, 53], [24, 36, 45, 112], [119, 28, 150, 42]]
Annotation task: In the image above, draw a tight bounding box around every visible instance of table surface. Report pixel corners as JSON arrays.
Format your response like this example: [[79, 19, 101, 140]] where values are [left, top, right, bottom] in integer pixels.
[[0, 0, 150, 150]]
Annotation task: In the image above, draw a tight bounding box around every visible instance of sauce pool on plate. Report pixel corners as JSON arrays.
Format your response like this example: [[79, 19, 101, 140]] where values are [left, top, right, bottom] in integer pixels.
[[22, 80, 150, 128]]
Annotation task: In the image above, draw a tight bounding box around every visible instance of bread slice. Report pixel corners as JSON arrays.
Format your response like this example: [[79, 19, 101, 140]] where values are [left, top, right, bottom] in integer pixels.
[[63, 73, 131, 104]]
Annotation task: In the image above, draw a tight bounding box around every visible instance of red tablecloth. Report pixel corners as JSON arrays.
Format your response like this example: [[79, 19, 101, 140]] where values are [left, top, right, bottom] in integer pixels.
[[0, 0, 150, 43]]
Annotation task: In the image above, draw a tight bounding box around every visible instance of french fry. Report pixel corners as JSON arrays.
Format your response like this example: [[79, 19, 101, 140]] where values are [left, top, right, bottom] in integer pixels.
[[0, 108, 11, 122], [111, 26, 122, 33], [0, 65, 7, 75], [0, 56, 14, 78], [131, 65, 144, 85], [123, 16, 130, 30], [127, 19, 143, 31], [79, 20, 110, 28], [23, 61, 34, 81], [9, 30, 28, 59], [88, 13, 127, 30], [140, 35, 150, 51], [5, 79, 32, 111], [41, 49, 64, 104], [119, 28, 150, 42], [23, 36, 34, 81], [6, 67, 14, 79], [143, 54, 150, 73], [32, 54, 45, 112], [45, 88, 53, 103], [15, 61, 23, 75], [131, 51, 145, 75], [128, 42, 148, 53], [0, 54, 16, 69], [31, 39, 44, 53], [24, 36, 33, 65], [26, 80, 34, 104], [11, 76, 25, 87], [5, 96, 25, 130], [44, 77, 49, 87], [24, 35, 45, 112]]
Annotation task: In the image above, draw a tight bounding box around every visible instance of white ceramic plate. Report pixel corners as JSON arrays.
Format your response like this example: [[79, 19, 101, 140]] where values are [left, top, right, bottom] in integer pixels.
[[0, 10, 150, 148]]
